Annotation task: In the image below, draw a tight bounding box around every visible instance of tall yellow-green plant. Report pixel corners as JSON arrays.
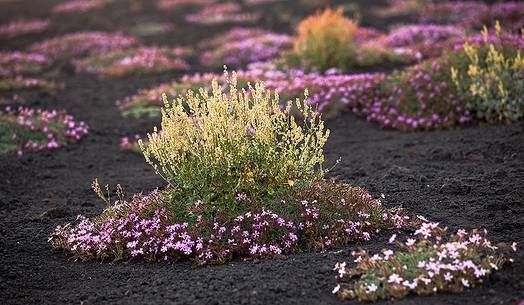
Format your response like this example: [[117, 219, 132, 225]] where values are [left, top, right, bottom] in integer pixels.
[[451, 22, 524, 122], [139, 71, 330, 208], [293, 8, 358, 72]]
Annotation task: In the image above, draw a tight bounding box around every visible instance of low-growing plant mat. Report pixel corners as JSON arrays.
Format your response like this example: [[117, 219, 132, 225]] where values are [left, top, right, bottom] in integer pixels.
[[0, 0, 523, 304]]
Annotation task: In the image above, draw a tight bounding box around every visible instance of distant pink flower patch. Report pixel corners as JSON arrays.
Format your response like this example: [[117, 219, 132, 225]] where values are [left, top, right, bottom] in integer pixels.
[[0, 19, 49, 39], [419, 1, 489, 28], [74, 46, 190, 78], [489, 2, 524, 32], [0, 51, 52, 77], [384, 24, 465, 59], [52, 0, 110, 14], [186, 3, 260, 25], [28, 31, 139, 60], [157, 0, 217, 11], [50, 183, 407, 264], [200, 30, 292, 67], [243, 0, 283, 5], [0, 77, 59, 92], [0, 106, 88, 155]]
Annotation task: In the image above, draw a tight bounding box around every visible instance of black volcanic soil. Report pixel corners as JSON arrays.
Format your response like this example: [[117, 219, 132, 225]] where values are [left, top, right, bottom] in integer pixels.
[[0, 1, 523, 305]]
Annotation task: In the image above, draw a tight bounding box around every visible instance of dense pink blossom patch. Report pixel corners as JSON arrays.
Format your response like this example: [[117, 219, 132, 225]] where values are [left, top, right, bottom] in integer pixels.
[[185, 3, 260, 25], [0, 106, 88, 156], [384, 24, 465, 59], [0, 77, 58, 92], [419, 1, 489, 28], [52, 0, 110, 14], [0, 51, 51, 77], [117, 64, 384, 118], [334, 221, 517, 301], [74, 46, 189, 78], [157, 0, 217, 11], [419, 1, 524, 32], [28, 32, 138, 60], [200, 31, 292, 67], [243, 0, 283, 5], [0, 19, 49, 39], [50, 182, 408, 264], [489, 2, 524, 32]]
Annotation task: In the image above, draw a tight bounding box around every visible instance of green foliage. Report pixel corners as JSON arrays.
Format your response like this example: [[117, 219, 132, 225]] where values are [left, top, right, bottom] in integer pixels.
[[452, 24, 524, 123], [139, 72, 330, 215]]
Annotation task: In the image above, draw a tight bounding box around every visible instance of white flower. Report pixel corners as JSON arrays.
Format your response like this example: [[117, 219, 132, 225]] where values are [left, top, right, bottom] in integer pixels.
[[388, 273, 403, 284], [461, 278, 470, 287], [366, 283, 378, 293], [332, 285, 340, 294], [405, 238, 416, 246], [389, 234, 397, 244], [444, 272, 453, 281]]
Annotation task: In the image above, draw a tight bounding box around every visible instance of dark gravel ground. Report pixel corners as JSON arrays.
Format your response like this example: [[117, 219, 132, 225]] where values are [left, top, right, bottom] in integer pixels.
[[0, 0, 523, 304]]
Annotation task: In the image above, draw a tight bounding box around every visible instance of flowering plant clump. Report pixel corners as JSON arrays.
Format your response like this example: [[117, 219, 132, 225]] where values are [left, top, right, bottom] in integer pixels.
[[28, 32, 138, 60], [488, 2, 524, 33], [451, 23, 524, 123], [0, 77, 58, 92], [333, 221, 517, 302], [420, 1, 524, 32], [117, 64, 385, 119], [51, 180, 407, 264], [74, 47, 189, 78], [140, 71, 329, 203], [384, 24, 465, 60], [0, 106, 88, 156], [185, 3, 260, 25], [51, 72, 407, 264], [200, 32, 292, 67], [243, 0, 283, 5], [419, 1, 489, 29], [117, 74, 214, 118], [120, 134, 143, 151], [200, 27, 271, 48], [52, 0, 111, 14], [157, 0, 217, 11], [129, 22, 174, 37], [0, 19, 49, 39], [293, 8, 358, 72], [353, 24, 524, 131], [0, 51, 51, 77]]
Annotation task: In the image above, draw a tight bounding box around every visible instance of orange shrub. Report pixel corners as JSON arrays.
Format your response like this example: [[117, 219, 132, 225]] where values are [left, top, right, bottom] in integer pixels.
[[293, 8, 358, 72]]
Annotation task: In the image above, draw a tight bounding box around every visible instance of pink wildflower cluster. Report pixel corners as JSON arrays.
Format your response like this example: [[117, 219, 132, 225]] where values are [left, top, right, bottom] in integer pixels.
[[334, 221, 517, 302], [456, 30, 524, 51], [490, 2, 524, 32], [0, 77, 58, 92], [185, 3, 260, 25], [73, 47, 189, 78], [385, 24, 465, 59], [129, 22, 174, 37], [0, 51, 51, 77], [420, 1, 524, 32], [28, 32, 138, 60], [419, 1, 490, 29], [200, 31, 292, 67], [50, 182, 408, 265], [354, 60, 472, 131], [120, 134, 142, 151], [243, 0, 283, 5], [157, 0, 217, 11], [1, 106, 88, 156], [117, 64, 384, 118], [0, 19, 49, 39], [52, 0, 110, 14]]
